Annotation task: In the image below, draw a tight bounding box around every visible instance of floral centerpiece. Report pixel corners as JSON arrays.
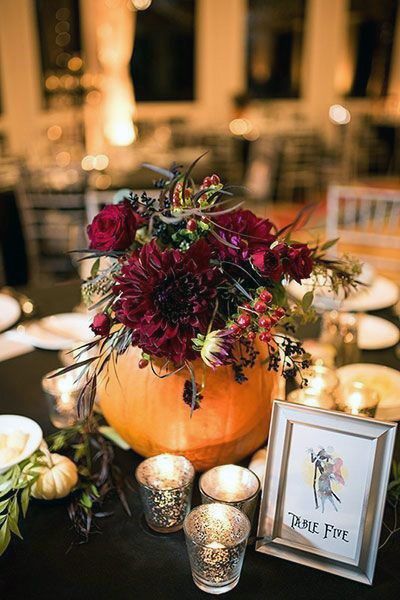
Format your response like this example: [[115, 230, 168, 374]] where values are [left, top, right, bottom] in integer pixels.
[[67, 157, 360, 469]]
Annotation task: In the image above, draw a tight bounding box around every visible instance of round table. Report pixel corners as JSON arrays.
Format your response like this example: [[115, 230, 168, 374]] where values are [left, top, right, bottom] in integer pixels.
[[0, 281, 399, 600]]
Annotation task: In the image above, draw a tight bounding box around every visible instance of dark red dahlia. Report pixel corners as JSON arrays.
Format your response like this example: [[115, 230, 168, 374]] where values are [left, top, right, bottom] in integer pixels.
[[87, 199, 145, 252], [210, 209, 276, 263], [114, 239, 220, 364]]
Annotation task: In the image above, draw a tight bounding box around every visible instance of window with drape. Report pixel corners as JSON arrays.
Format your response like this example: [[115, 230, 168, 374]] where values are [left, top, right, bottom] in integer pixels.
[[130, 0, 196, 102], [247, 0, 306, 99], [34, 0, 85, 108], [346, 0, 398, 98]]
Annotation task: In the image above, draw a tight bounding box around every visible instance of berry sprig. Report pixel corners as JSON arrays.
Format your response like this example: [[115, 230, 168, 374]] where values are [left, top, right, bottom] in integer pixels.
[[198, 174, 223, 208], [172, 182, 193, 210], [227, 288, 286, 345]]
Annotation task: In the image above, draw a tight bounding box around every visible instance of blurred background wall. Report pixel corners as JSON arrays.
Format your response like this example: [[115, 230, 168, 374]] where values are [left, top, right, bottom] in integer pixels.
[[0, 0, 399, 285]]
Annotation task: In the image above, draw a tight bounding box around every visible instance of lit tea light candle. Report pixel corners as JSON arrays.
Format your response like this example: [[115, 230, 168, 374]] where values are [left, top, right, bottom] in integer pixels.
[[199, 464, 260, 521], [287, 365, 339, 410], [184, 503, 250, 594], [287, 388, 336, 410], [42, 370, 82, 428], [338, 381, 380, 417], [135, 454, 195, 533]]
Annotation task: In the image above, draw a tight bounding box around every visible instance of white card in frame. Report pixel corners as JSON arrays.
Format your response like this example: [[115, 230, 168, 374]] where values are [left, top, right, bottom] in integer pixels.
[[256, 401, 397, 585]]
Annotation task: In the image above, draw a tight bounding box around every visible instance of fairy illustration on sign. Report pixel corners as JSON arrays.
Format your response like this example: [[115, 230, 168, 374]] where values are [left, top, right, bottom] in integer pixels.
[[307, 447, 345, 513]]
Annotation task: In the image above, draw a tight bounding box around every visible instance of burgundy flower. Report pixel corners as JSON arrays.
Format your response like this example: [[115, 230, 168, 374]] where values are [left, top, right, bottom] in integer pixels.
[[252, 243, 286, 281], [285, 243, 313, 283], [87, 200, 145, 252], [210, 209, 276, 263], [114, 239, 220, 364], [90, 313, 111, 336]]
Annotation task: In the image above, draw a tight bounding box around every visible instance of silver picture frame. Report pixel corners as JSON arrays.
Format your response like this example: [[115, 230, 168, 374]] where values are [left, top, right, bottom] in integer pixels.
[[256, 401, 397, 585]]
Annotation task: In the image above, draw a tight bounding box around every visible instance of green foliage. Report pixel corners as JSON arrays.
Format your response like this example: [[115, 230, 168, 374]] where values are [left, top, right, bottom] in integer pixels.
[[47, 416, 131, 544], [0, 455, 41, 556]]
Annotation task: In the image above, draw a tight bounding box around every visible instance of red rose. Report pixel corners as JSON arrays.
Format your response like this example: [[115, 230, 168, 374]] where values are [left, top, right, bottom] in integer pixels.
[[252, 243, 285, 281], [285, 243, 313, 283], [90, 313, 111, 336], [87, 200, 144, 251]]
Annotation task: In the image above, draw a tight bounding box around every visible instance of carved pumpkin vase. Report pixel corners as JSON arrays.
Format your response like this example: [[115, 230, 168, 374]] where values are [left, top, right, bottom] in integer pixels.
[[99, 345, 278, 471]]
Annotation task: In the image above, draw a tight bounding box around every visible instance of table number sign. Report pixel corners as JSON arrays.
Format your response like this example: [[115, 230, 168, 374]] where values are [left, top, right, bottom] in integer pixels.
[[256, 401, 396, 584]]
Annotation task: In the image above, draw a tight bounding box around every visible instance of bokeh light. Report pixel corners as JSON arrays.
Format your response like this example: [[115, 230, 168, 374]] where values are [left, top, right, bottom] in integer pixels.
[[328, 104, 351, 125], [47, 125, 62, 141]]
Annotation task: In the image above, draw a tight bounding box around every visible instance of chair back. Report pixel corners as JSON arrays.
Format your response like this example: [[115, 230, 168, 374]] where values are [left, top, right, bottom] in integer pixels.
[[326, 184, 400, 276]]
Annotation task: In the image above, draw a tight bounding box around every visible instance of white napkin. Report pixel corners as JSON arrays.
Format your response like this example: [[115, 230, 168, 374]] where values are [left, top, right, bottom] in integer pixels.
[[0, 330, 34, 362]]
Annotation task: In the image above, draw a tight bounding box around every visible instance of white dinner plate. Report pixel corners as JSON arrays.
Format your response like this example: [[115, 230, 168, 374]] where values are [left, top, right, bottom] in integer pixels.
[[0, 293, 21, 332], [337, 363, 400, 421], [288, 275, 399, 312], [17, 313, 93, 350], [0, 415, 43, 474], [357, 314, 400, 350]]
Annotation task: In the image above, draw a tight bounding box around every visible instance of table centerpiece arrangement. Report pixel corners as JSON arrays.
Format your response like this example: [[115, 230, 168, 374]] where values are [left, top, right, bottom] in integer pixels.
[[63, 156, 361, 471]]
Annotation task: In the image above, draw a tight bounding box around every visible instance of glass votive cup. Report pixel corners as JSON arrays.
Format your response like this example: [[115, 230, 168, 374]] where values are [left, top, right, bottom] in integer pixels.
[[337, 381, 380, 417], [199, 464, 260, 522], [135, 454, 195, 533], [303, 364, 340, 396], [287, 388, 337, 410], [42, 370, 82, 428], [184, 503, 251, 595]]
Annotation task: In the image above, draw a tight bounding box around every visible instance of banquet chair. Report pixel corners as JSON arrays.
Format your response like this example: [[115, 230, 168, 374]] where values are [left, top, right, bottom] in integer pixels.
[[276, 133, 324, 203], [0, 157, 31, 286], [19, 175, 87, 282], [326, 184, 400, 278]]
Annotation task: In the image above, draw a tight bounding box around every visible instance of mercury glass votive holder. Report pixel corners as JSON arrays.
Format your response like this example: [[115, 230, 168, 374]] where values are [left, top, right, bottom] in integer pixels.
[[199, 464, 260, 522], [184, 503, 251, 595], [42, 370, 81, 428], [337, 381, 380, 417], [135, 454, 195, 533]]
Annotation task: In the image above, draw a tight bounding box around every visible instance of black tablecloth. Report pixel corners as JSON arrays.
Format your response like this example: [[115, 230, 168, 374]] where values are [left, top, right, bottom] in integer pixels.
[[0, 282, 399, 600]]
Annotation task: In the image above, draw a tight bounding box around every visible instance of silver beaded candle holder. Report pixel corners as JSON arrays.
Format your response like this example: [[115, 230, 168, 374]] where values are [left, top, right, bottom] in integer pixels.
[[184, 503, 250, 595], [199, 464, 260, 522], [135, 454, 195, 533]]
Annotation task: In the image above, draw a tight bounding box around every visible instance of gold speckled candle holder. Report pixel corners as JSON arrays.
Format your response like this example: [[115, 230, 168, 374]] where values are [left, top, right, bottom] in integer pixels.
[[184, 503, 250, 594], [135, 453, 195, 533]]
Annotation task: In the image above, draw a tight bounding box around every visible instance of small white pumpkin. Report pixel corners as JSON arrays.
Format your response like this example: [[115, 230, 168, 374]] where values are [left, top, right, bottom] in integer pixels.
[[31, 447, 78, 500]]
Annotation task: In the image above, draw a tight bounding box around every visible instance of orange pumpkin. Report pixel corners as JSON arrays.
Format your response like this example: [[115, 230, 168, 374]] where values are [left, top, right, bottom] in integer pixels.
[[99, 345, 278, 471]]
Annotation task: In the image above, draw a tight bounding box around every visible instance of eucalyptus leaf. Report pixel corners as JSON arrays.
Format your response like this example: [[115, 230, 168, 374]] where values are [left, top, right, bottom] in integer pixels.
[[90, 257, 101, 278], [302, 291, 314, 311], [98, 426, 130, 450], [8, 516, 22, 540], [21, 487, 30, 518], [320, 238, 339, 252], [0, 522, 10, 556], [0, 479, 13, 496]]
